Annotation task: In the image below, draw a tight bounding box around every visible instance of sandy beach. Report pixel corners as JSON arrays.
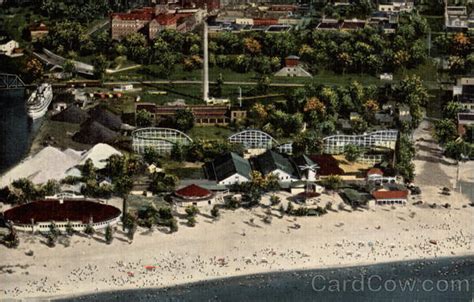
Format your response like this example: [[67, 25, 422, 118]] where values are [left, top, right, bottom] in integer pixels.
[[1, 189, 472, 300], [1, 120, 473, 300]]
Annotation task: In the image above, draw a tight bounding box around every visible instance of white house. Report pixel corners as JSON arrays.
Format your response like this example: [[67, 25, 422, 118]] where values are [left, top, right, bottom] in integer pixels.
[[0, 39, 19, 56], [205, 152, 252, 186], [252, 150, 299, 182]]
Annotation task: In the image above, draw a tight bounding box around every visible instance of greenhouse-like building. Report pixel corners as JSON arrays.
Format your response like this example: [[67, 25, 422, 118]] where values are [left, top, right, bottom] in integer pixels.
[[322, 130, 398, 154], [228, 129, 278, 149], [132, 127, 193, 155]]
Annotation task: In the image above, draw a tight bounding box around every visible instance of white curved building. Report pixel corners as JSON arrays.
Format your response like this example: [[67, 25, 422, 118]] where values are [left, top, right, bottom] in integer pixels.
[[132, 127, 193, 155]]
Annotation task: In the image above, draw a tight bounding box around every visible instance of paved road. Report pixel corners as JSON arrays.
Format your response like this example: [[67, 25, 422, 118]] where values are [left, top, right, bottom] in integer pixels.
[[87, 19, 110, 35], [103, 80, 306, 87]]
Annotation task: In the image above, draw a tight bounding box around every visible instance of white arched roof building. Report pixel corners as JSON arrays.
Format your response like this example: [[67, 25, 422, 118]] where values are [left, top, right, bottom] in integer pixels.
[[322, 130, 398, 154], [132, 127, 193, 155]]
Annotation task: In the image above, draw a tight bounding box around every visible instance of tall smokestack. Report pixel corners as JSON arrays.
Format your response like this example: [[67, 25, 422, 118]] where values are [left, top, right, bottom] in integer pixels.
[[203, 20, 209, 102]]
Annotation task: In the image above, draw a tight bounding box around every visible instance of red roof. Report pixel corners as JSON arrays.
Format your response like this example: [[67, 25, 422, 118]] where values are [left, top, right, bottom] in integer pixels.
[[372, 190, 408, 200], [111, 12, 154, 21], [367, 168, 383, 176], [175, 184, 212, 198], [309, 155, 344, 176], [3, 199, 121, 225], [154, 14, 179, 25]]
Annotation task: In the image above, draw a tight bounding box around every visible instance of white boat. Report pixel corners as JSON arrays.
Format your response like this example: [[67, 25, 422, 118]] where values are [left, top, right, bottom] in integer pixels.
[[26, 83, 53, 119]]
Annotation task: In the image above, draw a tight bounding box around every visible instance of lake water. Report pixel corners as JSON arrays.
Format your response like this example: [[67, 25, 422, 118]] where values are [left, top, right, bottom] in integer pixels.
[[0, 89, 42, 174], [57, 256, 473, 302]]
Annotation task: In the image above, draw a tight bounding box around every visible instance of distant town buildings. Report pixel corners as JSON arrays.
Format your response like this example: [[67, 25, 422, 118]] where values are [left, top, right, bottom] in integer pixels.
[[445, 6, 468, 31], [377, 0, 414, 13], [210, 3, 306, 32], [110, 5, 208, 40], [274, 55, 312, 78], [135, 102, 238, 126], [28, 22, 49, 42], [454, 77, 474, 111]]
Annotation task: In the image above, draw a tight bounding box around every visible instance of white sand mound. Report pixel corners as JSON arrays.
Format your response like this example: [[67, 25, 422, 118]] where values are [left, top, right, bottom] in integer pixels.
[[0, 144, 121, 187], [0, 147, 82, 187], [79, 143, 121, 170]]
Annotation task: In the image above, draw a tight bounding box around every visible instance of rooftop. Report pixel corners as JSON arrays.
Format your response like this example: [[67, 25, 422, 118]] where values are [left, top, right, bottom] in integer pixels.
[[372, 190, 408, 200], [4, 199, 121, 225], [175, 184, 212, 198]]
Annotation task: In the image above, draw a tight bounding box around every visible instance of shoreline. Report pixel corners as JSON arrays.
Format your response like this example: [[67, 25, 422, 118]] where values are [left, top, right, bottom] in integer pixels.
[[49, 254, 474, 301], [1, 192, 472, 300]]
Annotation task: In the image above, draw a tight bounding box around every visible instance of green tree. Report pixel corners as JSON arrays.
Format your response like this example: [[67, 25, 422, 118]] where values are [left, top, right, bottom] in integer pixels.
[[170, 143, 186, 162], [149, 173, 178, 194], [66, 221, 74, 236], [84, 222, 95, 235], [434, 119, 458, 145], [211, 205, 220, 218], [3, 225, 19, 248], [62, 60, 75, 74], [444, 101, 463, 120], [105, 224, 114, 244], [143, 147, 160, 165], [174, 109, 195, 132], [395, 135, 416, 182], [185, 205, 200, 217], [41, 180, 60, 197], [82, 158, 96, 181], [169, 218, 178, 233], [113, 176, 133, 197], [92, 55, 108, 79], [187, 216, 196, 227], [136, 109, 153, 127], [322, 175, 343, 190], [444, 140, 471, 160], [123, 33, 149, 63], [344, 144, 362, 162], [394, 76, 428, 128], [11, 178, 38, 203]]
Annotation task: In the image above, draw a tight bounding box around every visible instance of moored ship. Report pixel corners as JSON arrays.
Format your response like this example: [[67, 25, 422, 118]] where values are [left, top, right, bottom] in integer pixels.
[[26, 83, 53, 119]]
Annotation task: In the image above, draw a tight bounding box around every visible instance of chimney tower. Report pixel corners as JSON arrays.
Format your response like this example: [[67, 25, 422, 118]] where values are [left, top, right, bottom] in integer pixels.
[[203, 20, 209, 102]]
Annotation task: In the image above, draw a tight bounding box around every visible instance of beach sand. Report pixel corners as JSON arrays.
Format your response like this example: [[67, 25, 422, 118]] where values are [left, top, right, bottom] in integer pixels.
[[1, 120, 473, 300], [1, 189, 472, 300]]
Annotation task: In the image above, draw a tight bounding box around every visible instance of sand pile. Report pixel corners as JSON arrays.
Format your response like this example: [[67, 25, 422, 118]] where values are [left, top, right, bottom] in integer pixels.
[[0, 144, 122, 186], [79, 143, 122, 170], [0, 146, 82, 186], [52, 106, 89, 124], [73, 120, 118, 145], [89, 107, 122, 131]]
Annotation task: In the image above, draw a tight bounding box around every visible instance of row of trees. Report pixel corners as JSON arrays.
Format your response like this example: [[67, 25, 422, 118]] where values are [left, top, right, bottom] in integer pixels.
[[38, 11, 431, 80], [434, 101, 474, 160], [1, 179, 60, 204]]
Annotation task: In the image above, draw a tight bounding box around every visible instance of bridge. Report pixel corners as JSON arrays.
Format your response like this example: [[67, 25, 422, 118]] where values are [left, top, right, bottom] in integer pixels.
[[34, 48, 94, 76], [0, 73, 26, 89]]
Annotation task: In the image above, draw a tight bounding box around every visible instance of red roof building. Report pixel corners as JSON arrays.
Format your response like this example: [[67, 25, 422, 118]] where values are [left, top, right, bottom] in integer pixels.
[[253, 18, 279, 26], [135, 103, 230, 126], [372, 190, 408, 205], [3, 199, 122, 232], [173, 184, 214, 206]]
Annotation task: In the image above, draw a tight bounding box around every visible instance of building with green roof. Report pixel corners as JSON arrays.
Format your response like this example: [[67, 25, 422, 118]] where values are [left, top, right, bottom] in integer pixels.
[[251, 150, 300, 182], [203, 152, 252, 186]]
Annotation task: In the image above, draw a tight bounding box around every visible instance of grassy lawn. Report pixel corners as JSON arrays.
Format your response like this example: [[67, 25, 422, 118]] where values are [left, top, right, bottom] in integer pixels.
[[161, 161, 204, 179], [188, 126, 233, 141]]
